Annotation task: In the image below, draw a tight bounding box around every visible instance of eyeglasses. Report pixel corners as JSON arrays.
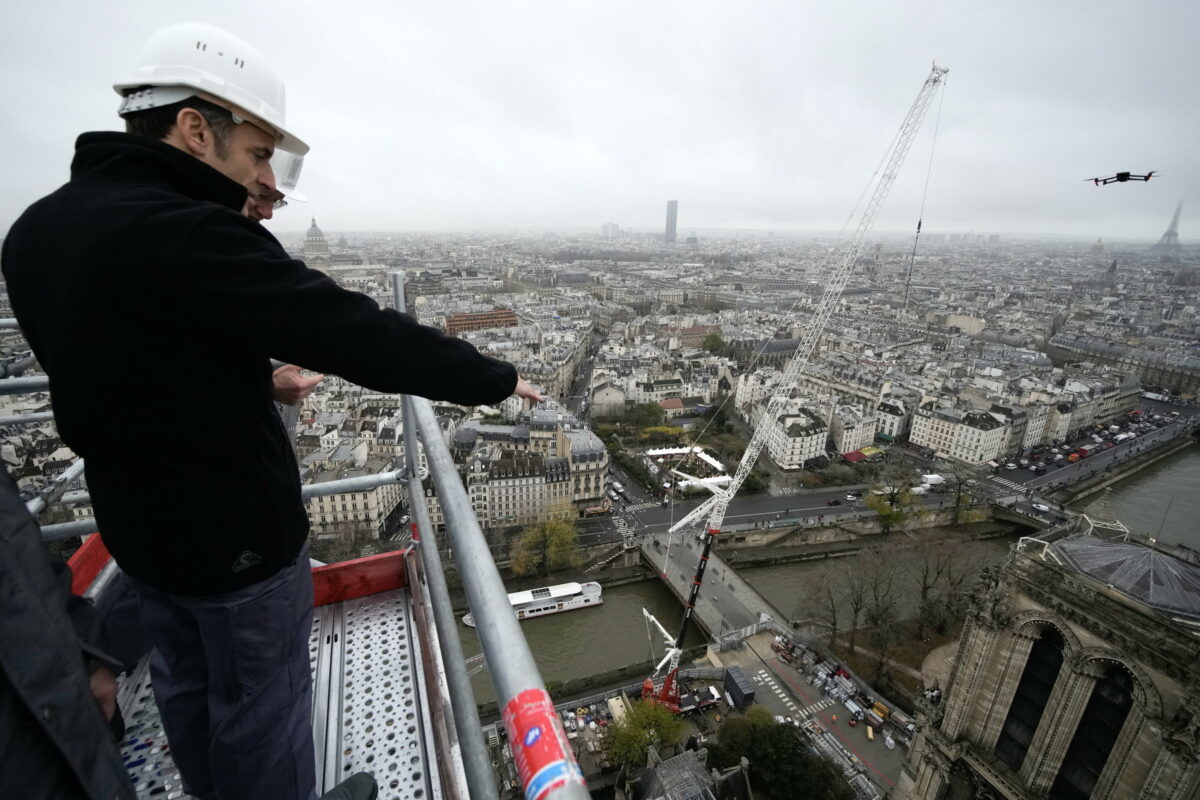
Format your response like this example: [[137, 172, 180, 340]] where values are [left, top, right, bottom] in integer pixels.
[[252, 190, 288, 211]]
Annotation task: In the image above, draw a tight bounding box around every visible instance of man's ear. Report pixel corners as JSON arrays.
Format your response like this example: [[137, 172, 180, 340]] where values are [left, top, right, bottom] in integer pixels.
[[173, 107, 212, 156]]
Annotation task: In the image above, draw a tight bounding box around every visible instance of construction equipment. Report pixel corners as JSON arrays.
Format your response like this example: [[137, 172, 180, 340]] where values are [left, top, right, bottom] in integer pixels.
[[669, 62, 949, 544], [641, 608, 684, 712]]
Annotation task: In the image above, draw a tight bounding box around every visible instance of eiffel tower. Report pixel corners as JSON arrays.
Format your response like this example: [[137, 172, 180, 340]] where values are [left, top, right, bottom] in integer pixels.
[[1150, 201, 1183, 259]]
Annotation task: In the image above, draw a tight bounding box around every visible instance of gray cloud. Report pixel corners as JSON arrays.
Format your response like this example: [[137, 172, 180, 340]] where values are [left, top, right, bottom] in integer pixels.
[[2, 1, 1196, 239]]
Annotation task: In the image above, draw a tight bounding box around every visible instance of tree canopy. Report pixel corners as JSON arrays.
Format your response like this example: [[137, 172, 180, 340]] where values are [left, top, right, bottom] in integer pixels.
[[605, 700, 684, 772], [632, 402, 667, 428], [702, 332, 727, 353], [707, 711, 852, 800], [509, 520, 580, 577]]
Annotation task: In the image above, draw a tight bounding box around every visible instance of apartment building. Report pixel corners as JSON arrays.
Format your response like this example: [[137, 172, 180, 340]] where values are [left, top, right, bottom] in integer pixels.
[[829, 405, 876, 455], [910, 401, 1008, 466], [765, 406, 827, 470]]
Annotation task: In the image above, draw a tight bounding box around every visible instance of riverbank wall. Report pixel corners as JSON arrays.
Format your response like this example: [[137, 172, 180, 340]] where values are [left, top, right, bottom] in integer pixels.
[[1051, 437, 1196, 504], [709, 520, 1019, 569]]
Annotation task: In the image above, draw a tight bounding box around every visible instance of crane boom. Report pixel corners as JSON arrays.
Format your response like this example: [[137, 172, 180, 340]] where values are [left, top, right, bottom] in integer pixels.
[[670, 62, 949, 538]]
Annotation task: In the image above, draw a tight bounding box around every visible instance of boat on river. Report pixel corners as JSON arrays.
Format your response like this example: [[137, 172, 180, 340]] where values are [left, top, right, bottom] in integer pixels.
[[462, 581, 603, 627]]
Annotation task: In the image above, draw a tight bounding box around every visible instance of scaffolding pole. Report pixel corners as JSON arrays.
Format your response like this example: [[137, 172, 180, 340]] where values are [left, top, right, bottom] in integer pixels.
[[393, 271, 498, 800], [412, 399, 588, 800]]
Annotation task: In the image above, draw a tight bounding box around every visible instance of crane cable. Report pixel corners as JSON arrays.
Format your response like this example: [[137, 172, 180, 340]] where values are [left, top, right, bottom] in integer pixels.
[[902, 75, 949, 315]]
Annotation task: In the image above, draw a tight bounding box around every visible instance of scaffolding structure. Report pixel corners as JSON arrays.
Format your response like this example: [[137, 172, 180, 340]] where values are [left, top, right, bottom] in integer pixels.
[[3, 274, 589, 800]]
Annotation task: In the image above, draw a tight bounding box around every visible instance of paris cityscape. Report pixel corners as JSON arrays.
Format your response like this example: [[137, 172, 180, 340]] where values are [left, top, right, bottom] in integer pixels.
[[2, 3, 1199, 800], [5, 208, 1198, 799]]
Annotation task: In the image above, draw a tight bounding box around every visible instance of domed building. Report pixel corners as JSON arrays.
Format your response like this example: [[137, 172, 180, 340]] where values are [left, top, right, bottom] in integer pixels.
[[303, 217, 331, 264]]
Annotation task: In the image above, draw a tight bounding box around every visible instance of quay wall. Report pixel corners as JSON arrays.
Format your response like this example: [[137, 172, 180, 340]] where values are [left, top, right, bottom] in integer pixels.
[[1051, 437, 1196, 504]]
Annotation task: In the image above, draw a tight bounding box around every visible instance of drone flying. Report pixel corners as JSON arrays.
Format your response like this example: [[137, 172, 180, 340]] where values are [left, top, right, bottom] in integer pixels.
[[1085, 171, 1157, 186]]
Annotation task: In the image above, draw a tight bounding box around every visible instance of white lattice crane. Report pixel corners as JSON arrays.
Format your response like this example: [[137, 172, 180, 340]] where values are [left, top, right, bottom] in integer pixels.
[[641, 607, 685, 712], [660, 64, 949, 650]]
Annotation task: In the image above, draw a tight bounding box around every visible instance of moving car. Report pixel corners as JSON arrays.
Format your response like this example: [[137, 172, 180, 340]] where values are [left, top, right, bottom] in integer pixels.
[[1031, 503, 1050, 513], [827, 499, 842, 506]]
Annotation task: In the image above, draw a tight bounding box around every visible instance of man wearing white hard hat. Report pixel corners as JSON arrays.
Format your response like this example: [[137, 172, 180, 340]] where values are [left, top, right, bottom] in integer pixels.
[[2, 20, 541, 800]]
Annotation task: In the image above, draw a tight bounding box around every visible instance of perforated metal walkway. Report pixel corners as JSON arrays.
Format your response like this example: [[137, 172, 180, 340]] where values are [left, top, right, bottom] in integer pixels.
[[115, 587, 437, 799]]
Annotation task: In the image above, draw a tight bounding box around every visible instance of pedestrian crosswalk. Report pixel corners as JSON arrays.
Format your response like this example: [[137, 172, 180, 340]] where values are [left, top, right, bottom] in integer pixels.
[[989, 476, 1025, 491], [613, 517, 633, 536], [797, 697, 837, 718], [753, 669, 800, 715], [753, 668, 838, 720], [626, 501, 658, 512]]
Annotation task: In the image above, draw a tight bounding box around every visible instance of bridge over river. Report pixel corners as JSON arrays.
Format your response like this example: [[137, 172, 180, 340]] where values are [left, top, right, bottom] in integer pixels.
[[638, 529, 789, 638]]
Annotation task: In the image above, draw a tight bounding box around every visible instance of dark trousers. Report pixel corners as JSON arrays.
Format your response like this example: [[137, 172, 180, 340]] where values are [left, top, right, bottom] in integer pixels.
[[126, 552, 316, 800]]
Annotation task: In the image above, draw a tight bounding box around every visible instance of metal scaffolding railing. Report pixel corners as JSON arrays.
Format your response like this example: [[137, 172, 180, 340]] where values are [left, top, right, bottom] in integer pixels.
[[10, 273, 589, 800], [0, 410, 54, 426], [0, 375, 49, 395], [390, 272, 587, 800], [36, 468, 416, 541], [392, 273, 496, 800], [26, 458, 87, 516]]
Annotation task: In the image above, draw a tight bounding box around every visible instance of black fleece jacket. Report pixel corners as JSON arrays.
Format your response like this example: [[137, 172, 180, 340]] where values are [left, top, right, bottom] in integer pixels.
[[1, 132, 517, 595]]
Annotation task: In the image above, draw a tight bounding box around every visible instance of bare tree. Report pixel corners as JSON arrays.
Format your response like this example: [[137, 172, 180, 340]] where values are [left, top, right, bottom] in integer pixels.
[[842, 561, 869, 655], [903, 532, 968, 639], [941, 466, 976, 525], [860, 543, 902, 680], [793, 561, 841, 647]]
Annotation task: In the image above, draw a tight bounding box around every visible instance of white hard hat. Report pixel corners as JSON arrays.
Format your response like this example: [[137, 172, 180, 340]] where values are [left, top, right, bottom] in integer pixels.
[[270, 150, 307, 203], [113, 21, 308, 155]]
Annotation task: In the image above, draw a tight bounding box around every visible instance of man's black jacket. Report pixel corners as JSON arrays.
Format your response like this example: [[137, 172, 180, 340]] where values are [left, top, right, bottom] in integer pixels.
[[0, 466, 135, 800], [1, 132, 518, 595]]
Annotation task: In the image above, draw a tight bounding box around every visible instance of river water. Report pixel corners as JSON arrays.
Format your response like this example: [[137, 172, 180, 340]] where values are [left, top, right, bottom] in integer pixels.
[[1072, 441, 1200, 549], [456, 578, 706, 705], [460, 442, 1199, 704]]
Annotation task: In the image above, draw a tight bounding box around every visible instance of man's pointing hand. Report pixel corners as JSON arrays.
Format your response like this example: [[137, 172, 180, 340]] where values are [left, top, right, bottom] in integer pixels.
[[273, 364, 325, 405]]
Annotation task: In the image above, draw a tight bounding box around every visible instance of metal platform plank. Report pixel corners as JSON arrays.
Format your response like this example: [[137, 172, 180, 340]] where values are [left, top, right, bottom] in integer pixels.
[[331, 589, 435, 800], [117, 587, 433, 800]]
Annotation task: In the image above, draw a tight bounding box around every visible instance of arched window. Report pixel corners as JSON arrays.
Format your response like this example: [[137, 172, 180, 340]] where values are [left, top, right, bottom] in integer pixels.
[[994, 626, 1064, 771], [1049, 664, 1134, 800]]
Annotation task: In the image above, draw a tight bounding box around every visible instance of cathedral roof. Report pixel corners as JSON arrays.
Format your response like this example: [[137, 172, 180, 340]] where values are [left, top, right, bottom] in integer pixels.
[[306, 217, 326, 239], [1055, 536, 1200, 620]]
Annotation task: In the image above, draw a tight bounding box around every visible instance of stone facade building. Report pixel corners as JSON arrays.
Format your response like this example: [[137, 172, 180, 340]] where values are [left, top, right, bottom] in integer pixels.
[[910, 401, 1008, 466], [896, 534, 1200, 800], [830, 404, 876, 455], [765, 407, 827, 470], [453, 411, 609, 523], [444, 308, 518, 337], [1048, 334, 1200, 396]]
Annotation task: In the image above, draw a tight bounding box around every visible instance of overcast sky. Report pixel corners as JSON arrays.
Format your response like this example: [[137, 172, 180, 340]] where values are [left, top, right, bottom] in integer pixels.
[[3, 1, 1196, 240]]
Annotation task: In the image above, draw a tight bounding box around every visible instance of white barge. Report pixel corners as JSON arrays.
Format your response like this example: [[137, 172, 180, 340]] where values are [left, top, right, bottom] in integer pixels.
[[462, 581, 603, 627]]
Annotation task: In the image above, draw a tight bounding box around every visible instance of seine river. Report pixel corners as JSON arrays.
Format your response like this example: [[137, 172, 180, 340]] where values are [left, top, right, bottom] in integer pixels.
[[458, 442, 1199, 704], [456, 577, 706, 706], [1076, 441, 1200, 549]]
